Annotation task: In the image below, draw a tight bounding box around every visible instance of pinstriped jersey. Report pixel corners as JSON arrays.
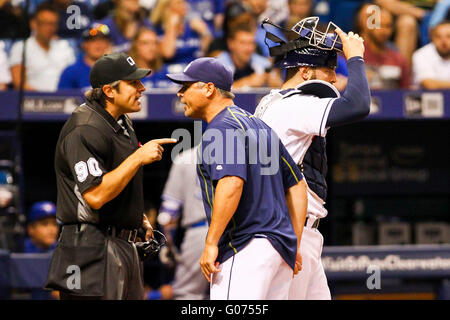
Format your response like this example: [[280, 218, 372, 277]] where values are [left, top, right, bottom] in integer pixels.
[[197, 105, 303, 270], [255, 80, 339, 218]]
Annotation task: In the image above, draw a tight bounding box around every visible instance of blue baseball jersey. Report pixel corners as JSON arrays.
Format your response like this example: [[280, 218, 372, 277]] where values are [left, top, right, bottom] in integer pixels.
[[197, 105, 303, 270], [98, 16, 153, 53], [186, 0, 224, 36], [23, 238, 57, 253], [58, 55, 91, 91], [156, 21, 202, 65]]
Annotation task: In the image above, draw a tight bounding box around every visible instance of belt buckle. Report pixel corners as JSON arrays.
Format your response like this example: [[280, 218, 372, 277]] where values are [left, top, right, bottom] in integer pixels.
[[128, 229, 137, 243]]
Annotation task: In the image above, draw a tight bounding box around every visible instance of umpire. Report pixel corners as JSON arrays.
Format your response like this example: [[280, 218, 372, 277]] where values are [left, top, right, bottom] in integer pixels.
[[45, 52, 176, 299]]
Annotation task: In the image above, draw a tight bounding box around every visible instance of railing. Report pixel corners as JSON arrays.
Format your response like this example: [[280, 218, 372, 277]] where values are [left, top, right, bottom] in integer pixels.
[[0, 89, 449, 122], [1, 245, 449, 299]]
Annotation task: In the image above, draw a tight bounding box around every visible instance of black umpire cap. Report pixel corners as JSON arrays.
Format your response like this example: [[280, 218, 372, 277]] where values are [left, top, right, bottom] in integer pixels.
[[90, 52, 152, 88]]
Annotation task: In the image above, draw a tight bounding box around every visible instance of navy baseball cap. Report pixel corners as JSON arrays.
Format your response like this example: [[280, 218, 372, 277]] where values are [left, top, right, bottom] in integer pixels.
[[166, 57, 234, 92], [90, 52, 151, 88], [28, 201, 56, 224]]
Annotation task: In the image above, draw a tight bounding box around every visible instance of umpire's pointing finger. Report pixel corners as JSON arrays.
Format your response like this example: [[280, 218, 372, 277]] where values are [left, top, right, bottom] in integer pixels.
[[152, 138, 178, 145]]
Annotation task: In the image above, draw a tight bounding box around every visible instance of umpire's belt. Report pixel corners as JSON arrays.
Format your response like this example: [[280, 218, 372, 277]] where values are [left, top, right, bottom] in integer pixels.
[[63, 223, 138, 242], [304, 216, 320, 229], [104, 225, 138, 242]]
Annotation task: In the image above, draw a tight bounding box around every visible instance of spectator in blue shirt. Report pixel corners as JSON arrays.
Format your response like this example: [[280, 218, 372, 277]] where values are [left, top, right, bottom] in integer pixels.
[[186, 0, 225, 37], [23, 200, 60, 299], [98, 0, 151, 53], [24, 201, 59, 254], [166, 57, 308, 299], [128, 27, 178, 89], [151, 0, 212, 68], [58, 23, 112, 91]]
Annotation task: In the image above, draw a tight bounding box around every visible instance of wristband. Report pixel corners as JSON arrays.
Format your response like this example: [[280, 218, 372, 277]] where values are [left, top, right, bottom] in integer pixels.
[[148, 290, 162, 300]]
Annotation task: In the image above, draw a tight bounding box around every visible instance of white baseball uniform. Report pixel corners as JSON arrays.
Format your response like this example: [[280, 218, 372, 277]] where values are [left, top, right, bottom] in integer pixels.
[[254, 79, 340, 300], [210, 237, 292, 300]]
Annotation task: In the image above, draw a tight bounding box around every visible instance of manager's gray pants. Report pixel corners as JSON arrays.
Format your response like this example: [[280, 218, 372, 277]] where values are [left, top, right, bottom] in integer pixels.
[[173, 225, 209, 300]]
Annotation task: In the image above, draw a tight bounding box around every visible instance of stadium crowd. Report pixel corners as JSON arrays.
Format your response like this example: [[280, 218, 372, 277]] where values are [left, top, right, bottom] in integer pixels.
[[0, 0, 449, 93]]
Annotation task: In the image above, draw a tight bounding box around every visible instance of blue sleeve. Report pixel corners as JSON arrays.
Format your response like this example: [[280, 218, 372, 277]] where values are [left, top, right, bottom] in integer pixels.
[[201, 126, 247, 183], [326, 56, 371, 127], [335, 54, 348, 76], [214, 0, 225, 14], [57, 67, 73, 89], [279, 142, 303, 190]]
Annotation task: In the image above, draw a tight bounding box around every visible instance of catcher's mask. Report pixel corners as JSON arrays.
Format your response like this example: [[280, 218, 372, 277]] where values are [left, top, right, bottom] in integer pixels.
[[262, 16, 343, 69]]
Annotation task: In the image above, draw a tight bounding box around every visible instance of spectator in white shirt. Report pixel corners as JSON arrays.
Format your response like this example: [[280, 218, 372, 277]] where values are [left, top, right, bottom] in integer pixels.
[[413, 20, 450, 89], [9, 2, 75, 92], [0, 41, 11, 90]]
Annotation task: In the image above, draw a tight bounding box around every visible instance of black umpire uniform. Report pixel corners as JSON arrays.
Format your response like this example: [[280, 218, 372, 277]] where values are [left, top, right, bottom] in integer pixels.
[[45, 53, 153, 299]]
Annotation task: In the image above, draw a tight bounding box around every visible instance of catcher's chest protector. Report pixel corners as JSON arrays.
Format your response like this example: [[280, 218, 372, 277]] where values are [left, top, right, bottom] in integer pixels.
[[299, 136, 328, 202]]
